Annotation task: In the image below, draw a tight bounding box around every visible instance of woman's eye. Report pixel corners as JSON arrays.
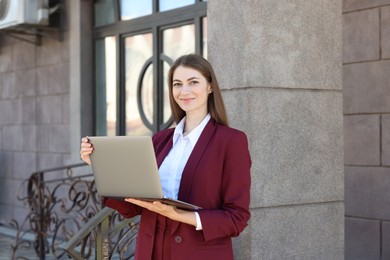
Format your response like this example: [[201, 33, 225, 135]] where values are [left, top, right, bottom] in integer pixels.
[[189, 81, 198, 85], [173, 83, 181, 87]]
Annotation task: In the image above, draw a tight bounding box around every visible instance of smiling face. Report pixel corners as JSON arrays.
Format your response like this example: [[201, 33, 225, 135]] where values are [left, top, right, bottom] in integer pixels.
[[172, 65, 212, 119]]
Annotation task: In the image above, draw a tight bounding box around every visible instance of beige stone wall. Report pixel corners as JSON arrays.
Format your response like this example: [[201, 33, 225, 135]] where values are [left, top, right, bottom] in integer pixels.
[[343, 0, 390, 259]]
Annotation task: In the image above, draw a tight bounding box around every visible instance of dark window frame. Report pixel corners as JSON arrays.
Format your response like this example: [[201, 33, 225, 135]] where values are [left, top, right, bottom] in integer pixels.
[[93, 0, 207, 135]]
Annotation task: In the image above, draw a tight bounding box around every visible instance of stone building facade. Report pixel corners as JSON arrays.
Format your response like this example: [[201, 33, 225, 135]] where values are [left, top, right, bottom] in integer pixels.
[[0, 0, 349, 259], [343, 0, 390, 259]]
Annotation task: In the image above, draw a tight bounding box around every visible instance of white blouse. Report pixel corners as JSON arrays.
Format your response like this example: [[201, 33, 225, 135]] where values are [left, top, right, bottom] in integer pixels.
[[158, 114, 211, 230]]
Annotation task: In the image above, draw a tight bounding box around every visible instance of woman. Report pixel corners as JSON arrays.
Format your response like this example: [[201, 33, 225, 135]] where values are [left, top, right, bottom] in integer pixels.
[[80, 54, 251, 259]]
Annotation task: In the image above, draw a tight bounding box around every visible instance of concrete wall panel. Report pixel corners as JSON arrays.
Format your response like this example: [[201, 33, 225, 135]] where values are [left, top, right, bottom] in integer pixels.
[[343, 0, 390, 12], [344, 61, 390, 114], [245, 0, 342, 90], [383, 115, 390, 165], [382, 221, 390, 259], [345, 217, 380, 260], [345, 166, 390, 220], [382, 6, 390, 59], [252, 203, 344, 260], [344, 115, 380, 165], [343, 9, 380, 63], [207, 0, 247, 90], [224, 89, 343, 207]]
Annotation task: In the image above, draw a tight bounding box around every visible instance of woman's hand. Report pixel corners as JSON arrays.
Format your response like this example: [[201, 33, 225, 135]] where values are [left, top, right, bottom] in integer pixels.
[[80, 137, 93, 165], [125, 198, 177, 217], [125, 198, 197, 227]]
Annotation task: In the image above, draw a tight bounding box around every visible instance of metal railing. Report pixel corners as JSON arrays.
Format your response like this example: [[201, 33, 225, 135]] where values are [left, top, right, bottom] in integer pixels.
[[7, 163, 139, 259]]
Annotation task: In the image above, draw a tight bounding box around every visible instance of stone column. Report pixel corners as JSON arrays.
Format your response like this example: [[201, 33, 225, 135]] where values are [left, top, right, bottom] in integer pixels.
[[69, 0, 93, 163], [208, 0, 344, 259]]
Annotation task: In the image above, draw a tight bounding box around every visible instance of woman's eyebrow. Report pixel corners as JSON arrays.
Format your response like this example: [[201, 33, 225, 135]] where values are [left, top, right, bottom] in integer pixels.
[[173, 76, 200, 82]]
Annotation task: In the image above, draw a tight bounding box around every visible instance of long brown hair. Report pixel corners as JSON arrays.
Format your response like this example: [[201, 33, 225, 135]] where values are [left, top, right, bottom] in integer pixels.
[[167, 54, 228, 126]]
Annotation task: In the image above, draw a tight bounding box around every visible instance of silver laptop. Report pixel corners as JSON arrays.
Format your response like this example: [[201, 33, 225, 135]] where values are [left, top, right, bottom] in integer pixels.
[[88, 136, 202, 211]]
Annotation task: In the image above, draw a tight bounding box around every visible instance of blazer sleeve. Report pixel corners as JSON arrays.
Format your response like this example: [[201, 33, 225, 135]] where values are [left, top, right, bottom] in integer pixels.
[[103, 197, 142, 218], [198, 130, 251, 242]]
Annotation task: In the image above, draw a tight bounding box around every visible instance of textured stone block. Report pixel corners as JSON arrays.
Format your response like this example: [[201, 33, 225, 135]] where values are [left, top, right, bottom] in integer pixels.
[[382, 6, 390, 59], [37, 95, 63, 124], [343, 0, 390, 12], [2, 69, 36, 98], [345, 166, 390, 219], [208, 0, 246, 90], [13, 41, 35, 70], [251, 202, 343, 260], [209, 0, 342, 90], [3, 126, 24, 151], [0, 152, 14, 178], [344, 61, 390, 114], [36, 63, 69, 95], [224, 89, 343, 207], [344, 115, 380, 165], [36, 125, 50, 152], [37, 124, 70, 154], [246, 0, 341, 90], [343, 9, 380, 63], [0, 178, 24, 206], [48, 125, 70, 153], [0, 99, 14, 125], [21, 97, 36, 124], [383, 115, 390, 165], [382, 221, 390, 259], [23, 125, 37, 152], [0, 44, 13, 73], [36, 37, 64, 66], [345, 217, 380, 260], [37, 152, 64, 170], [12, 152, 36, 180], [62, 94, 70, 124]]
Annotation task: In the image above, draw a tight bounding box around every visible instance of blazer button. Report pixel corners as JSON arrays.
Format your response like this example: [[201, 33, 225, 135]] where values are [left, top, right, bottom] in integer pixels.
[[174, 235, 183, 244]]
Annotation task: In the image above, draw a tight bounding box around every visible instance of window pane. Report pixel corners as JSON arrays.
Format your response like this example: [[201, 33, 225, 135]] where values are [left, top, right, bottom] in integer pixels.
[[202, 17, 208, 58], [95, 37, 117, 136], [162, 24, 195, 125], [94, 0, 115, 27], [125, 33, 153, 136], [159, 0, 195, 12], [163, 24, 195, 60], [163, 61, 172, 124], [120, 0, 152, 20]]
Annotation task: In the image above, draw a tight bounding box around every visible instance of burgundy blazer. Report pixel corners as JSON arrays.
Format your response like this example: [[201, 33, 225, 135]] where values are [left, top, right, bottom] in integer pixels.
[[104, 119, 251, 260]]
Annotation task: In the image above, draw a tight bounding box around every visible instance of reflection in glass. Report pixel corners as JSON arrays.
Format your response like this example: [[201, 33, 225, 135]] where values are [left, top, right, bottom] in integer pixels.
[[95, 37, 117, 136], [163, 24, 195, 126], [202, 17, 208, 58], [163, 24, 195, 61], [163, 61, 173, 125], [120, 0, 152, 20], [125, 33, 153, 136], [159, 0, 195, 12], [94, 0, 115, 27]]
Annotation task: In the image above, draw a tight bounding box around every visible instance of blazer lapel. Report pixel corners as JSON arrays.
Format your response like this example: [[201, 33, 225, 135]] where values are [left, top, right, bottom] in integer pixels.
[[170, 119, 217, 234], [178, 119, 217, 201], [156, 135, 173, 168]]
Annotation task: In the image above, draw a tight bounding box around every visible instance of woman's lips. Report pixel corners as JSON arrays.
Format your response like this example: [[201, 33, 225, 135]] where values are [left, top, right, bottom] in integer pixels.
[[180, 98, 194, 103]]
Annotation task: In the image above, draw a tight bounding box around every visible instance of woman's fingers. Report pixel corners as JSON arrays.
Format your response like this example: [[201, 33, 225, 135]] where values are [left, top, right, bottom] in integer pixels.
[[80, 137, 93, 165]]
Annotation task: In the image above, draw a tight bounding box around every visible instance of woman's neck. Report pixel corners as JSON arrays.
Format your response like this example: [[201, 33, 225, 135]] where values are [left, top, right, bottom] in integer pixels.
[[184, 112, 208, 135]]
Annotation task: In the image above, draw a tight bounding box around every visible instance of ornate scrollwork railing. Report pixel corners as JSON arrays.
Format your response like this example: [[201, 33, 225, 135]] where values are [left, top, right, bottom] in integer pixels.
[[7, 163, 139, 259]]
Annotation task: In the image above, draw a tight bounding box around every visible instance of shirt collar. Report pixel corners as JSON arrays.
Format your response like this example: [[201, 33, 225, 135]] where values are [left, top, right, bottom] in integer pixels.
[[173, 114, 211, 146]]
